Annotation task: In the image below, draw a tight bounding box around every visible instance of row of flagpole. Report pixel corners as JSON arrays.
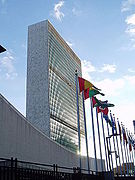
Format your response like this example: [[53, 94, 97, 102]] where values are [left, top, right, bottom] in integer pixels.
[[75, 70, 135, 176]]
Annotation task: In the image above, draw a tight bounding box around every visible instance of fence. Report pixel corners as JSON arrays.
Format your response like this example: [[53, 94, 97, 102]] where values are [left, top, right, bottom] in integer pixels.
[[0, 157, 104, 180]]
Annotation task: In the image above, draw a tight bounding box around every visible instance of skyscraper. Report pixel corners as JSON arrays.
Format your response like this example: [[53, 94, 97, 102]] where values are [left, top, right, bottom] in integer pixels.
[[26, 20, 84, 152]]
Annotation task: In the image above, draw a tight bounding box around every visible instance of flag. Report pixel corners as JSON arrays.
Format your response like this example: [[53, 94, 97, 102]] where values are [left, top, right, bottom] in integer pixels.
[[110, 113, 116, 134], [84, 88, 90, 100], [92, 96, 97, 107], [133, 120, 135, 134], [128, 134, 133, 151], [103, 114, 113, 127], [84, 91, 97, 107], [131, 137, 135, 147], [78, 77, 100, 92], [89, 88, 105, 98], [122, 126, 128, 144], [97, 106, 108, 115], [134, 144, 135, 151], [84, 88, 105, 99], [128, 134, 134, 151], [118, 121, 122, 141], [129, 143, 132, 151], [129, 134, 134, 146], [92, 96, 110, 115], [93, 97, 115, 108]]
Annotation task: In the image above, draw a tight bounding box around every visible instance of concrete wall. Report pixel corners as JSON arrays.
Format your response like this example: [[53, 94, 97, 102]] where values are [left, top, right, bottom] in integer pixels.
[[0, 94, 104, 171], [26, 20, 50, 137]]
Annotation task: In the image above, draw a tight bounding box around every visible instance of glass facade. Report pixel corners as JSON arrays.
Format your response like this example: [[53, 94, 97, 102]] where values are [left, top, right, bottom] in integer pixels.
[[48, 22, 84, 152]]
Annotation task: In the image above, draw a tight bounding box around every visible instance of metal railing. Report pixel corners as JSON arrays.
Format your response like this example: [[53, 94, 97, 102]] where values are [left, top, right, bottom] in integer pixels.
[[0, 157, 104, 180]]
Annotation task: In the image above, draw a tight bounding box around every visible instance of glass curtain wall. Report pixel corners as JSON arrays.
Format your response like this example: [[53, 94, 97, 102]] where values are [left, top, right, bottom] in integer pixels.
[[48, 22, 84, 152]]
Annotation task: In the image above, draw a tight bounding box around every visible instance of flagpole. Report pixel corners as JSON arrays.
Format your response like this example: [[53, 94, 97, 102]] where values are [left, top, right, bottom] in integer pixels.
[[127, 129, 134, 175], [133, 140, 135, 176], [125, 142, 130, 176], [117, 119, 126, 176], [96, 108, 103, 171], [121, 123, 129, 176], [132, 148, 135, 175], [82, 91, 90, 173], [90, 97, 98, 172], [125, 128, 131, 175], [75, 70, 81, 170], [113, 116, 122, 176], [110, 113, 119, 176], [134, 149, 135, 176], [129, 132, 134, 175], [130, 133, 135, 175], [130, 133, 134, 175], [101, 113, 109, 171], [106, 121, 114, 171], [131, 133, 135, 175], [133, 137, 135, 176]]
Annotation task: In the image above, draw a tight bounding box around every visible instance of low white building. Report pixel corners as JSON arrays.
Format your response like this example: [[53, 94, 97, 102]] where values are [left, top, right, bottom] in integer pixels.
[[0, 93, 104, 171]]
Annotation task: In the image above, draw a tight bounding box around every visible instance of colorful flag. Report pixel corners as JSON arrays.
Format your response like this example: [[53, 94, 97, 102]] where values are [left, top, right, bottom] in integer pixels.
[[128, 134, 133, 151], [122, 126, 128, 144], [129, 134, 134, 146], [118, 121, 122, 141], [91, 96, 110, 115], [134, 144, 135, 151], [84, 88, 104, 99], [133, 120, 135, 134], [97, 106, 108, 115], [78, 77, 100, 92], [84, 88, 90, 100], [89, 88, 105, 98], [129, 143, 132, 151], [103, 114, 113, 127], [82, 93, 97, 107], [93, 97, 115, 108], [110, 113, 116, 134], [131, 137, 135, 147], [92, 96, 97, 107]]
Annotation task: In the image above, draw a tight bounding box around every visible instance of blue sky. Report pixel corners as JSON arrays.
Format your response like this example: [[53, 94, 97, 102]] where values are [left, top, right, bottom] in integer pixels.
[[0, 0, 135, 139]]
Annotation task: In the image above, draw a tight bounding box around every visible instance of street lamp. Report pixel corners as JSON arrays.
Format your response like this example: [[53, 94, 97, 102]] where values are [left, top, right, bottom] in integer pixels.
[[0, 45, 6, 53]]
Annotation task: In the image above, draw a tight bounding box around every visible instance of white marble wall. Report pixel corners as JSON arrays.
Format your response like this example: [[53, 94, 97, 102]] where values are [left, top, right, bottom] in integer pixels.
[[0, 94, 104, 171], [26, 20, 50, 136]]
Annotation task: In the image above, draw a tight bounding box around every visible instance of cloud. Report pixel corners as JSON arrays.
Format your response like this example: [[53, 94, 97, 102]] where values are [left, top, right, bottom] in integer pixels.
[[53, 1, 64, 21], [81, 60, 96, 80], [121, 1, 135, 48], [81, 60, 117, 80], [95, 78, 125, 97], [124, 74, 135, 84], [126, 27, 135, 37], [113, 102, 135, 131], [0, 51, 18, 79], [72, 8, 82, 16], [126, 13, 135, 25], [125, 14, 135, 37], [124, 13, 135, 48], [128, 68, 135, 72], [99, 64, 117, 73], [121, 0, 135, 12]]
